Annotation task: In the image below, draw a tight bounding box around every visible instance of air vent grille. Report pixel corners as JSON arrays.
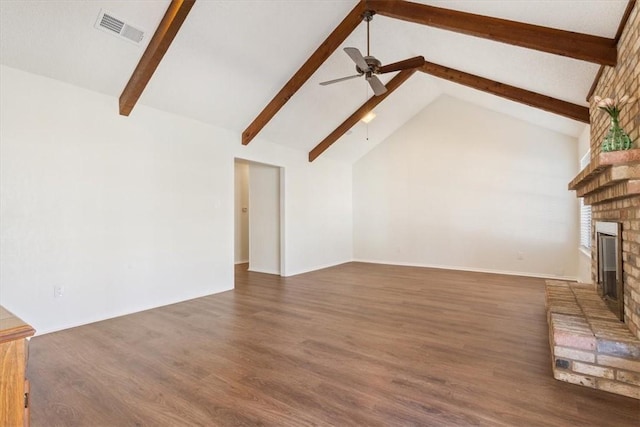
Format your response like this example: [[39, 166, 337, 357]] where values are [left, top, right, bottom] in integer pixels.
[[99, 14, 124, 34], [95, 10, 145, 44]]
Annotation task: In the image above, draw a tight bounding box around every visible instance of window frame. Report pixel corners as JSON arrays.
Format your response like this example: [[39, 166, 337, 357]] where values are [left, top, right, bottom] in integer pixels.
[[579, 152, 591, 253]]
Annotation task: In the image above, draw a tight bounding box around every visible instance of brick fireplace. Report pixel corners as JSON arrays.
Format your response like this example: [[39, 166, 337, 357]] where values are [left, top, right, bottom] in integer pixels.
[[576, 0, 639, 337], [569, 148, 640, 334], [547, 2, 640, 399]]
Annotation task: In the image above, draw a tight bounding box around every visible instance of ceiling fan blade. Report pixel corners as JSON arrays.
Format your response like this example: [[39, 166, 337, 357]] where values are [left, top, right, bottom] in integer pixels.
[[367, 74, 387, 96], [344, 47, 370, 72], [319, 73, 363, 86], [378, 56, 426, 74]]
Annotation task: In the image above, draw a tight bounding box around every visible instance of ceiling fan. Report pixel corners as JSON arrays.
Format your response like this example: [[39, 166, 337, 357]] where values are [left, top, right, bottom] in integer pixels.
[[319, 11, 425, 96]]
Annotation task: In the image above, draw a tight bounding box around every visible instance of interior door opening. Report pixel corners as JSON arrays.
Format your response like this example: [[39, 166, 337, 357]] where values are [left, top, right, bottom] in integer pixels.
[[234, 159, 283, 281]]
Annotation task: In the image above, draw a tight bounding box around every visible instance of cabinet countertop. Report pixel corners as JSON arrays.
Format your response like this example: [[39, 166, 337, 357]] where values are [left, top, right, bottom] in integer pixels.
[[0, 306, 35, 344]]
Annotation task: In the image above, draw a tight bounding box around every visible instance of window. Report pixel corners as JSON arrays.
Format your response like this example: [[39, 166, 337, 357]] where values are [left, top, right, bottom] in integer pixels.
[[579, 152, 591, 250], [580, 198, 592, 249]]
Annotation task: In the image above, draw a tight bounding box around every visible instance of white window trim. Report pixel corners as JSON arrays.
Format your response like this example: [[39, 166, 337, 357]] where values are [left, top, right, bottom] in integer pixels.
[[579, 152, 591, 254]]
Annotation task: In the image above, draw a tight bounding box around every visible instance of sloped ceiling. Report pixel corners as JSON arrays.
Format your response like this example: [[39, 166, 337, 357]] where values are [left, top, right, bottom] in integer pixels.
[[0, 1, 630, 162]]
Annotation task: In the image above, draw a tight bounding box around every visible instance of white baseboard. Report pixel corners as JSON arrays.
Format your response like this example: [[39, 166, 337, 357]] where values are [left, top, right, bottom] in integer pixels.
[[34, 286, 233, 336], [351, 258, 578, 281], [282, 260, 351, 277], [247, 267, 281, 275]]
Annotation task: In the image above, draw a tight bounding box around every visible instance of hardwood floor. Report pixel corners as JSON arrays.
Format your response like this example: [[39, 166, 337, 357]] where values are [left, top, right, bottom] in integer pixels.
[[28, 263, 639, 426]]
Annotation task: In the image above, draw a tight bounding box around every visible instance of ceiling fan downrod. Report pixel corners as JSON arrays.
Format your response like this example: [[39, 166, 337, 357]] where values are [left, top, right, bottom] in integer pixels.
[[363, 10, 375, 57]]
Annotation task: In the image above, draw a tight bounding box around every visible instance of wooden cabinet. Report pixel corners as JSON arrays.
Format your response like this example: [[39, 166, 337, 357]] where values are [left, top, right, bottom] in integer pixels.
[[0, 306, 35, 427]]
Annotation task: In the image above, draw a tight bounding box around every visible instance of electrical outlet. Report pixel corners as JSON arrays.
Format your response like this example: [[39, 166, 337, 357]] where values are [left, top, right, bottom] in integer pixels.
[[53, 285, 64, 298]]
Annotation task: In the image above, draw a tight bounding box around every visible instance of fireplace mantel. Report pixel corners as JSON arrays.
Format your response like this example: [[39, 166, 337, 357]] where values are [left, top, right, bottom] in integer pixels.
[[569, 149, 640, 205]]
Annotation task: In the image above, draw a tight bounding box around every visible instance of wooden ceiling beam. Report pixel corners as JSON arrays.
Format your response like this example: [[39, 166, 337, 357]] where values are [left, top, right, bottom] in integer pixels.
[[119, 0, 196, 116], [420, 61, 590, 123], [309, 68, 417, 162], [242, 1, 367, 145], [367, 0, 617, 66]]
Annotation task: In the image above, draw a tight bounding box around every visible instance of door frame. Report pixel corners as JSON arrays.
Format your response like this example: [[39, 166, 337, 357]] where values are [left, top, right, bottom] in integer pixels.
[[233, 158, 285, 276]]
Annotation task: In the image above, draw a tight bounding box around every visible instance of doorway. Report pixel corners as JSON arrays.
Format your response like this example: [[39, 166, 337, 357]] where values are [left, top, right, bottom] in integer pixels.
[[234, 159, 283, 277], [234, 160, 250, 265]]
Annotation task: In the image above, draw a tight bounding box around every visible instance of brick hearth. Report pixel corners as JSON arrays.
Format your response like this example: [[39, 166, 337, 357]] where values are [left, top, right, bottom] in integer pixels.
[[546, 280, 640, 399]]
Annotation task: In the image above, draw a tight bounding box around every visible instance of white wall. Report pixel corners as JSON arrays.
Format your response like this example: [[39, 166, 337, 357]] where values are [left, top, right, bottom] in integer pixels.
[[234, 161, 249, 264], [353, 95, 580, 279], [248, 162, 281, 274], [0, 65, 353, 334]]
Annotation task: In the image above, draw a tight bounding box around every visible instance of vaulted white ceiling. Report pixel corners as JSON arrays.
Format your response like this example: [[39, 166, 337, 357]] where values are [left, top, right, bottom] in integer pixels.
[[0, 1, 629, 162]]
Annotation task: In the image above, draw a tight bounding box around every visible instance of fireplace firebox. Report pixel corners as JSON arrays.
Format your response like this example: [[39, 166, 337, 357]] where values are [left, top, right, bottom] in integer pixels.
[[595, 221, 624, 321]]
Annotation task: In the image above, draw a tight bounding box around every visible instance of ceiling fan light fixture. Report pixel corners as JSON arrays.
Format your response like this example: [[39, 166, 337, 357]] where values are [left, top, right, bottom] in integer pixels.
[[361, 111, 376, 124]]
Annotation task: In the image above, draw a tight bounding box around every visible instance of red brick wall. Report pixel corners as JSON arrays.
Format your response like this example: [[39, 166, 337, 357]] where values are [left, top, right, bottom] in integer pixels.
[[589, 4, 640, 339]]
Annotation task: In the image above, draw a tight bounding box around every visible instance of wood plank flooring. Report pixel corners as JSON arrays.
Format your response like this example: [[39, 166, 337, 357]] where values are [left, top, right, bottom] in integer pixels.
[[28, 263, 639, 426]]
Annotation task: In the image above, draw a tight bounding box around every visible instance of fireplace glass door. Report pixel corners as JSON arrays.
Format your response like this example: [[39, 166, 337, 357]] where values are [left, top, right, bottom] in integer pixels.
[[596, 221, 623, 321]]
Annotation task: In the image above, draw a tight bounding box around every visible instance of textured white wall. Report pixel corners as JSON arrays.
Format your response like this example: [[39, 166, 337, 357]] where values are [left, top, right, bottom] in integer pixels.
[[0, 66, 353, 334], [249, 163, 281, 275], [353, 95, 580, 279], [234, 161, 249, 264]]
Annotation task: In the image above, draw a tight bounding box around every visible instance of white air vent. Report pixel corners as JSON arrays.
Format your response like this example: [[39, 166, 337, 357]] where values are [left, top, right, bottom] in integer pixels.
[[95, 10, 145, 44]]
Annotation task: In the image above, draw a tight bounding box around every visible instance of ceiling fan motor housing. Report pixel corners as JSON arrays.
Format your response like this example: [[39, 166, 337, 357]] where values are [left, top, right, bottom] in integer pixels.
[[356, 56, 382, 74]]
